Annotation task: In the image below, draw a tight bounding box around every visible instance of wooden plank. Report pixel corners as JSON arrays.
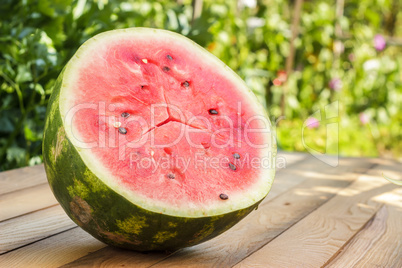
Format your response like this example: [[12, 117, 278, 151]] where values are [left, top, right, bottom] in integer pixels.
[[0, 164, 46, 195], [326, 196, 402, 267], [135, 156, 375, 267], [0, 183, 58, 222], [0, 227, 106, 268], [275, 151, 307, 170], [59, 247, 170, 268], [235, 159, 401, 268], [0, 205, 76, 254]]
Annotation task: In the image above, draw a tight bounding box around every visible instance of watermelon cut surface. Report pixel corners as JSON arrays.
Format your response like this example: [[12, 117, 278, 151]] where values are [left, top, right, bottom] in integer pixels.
[[43, 28, 276, 251]]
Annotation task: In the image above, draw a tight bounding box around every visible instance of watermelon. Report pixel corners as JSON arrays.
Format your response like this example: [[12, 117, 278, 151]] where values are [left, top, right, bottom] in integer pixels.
[[43, 28, 276, 251]]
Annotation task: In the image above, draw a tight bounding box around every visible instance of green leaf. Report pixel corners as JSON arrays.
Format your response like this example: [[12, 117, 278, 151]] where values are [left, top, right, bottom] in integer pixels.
[[0, 114, 14, 133], [44, 16, 66, 45], [18, 27, 35, 39], [73, 0, 87, 19], [15, 65, 32, 83], [38, 0, 55, 17], [29, 155, 42, 166], [33, 83, 45, 96], [6, 146, 25, 164]]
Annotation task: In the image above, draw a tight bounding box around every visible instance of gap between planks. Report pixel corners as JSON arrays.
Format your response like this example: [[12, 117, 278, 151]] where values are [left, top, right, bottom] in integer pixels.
[[0, 227, 105, 268], [0, 205, 77, 254], [0, 183, 58, 222]]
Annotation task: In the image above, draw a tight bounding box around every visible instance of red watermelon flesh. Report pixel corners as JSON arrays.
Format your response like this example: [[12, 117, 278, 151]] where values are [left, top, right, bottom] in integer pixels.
[[59, 28, 275, 217]]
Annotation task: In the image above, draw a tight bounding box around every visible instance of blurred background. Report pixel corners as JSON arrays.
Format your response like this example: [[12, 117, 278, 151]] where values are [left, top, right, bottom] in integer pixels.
[[0, 0, 401, 171]]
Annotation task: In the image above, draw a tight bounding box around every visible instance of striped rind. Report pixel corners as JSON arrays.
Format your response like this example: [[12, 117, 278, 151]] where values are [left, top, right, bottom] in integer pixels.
[[42, 28, 275, 251]]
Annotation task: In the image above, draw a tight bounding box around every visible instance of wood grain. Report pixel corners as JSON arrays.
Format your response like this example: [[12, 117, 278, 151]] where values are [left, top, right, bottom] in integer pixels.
[[0, 227, 106, 268], [326, 197, 402, 268], [0, 205, 76, 254], [0, 164, 46, 195], [147, 156, 375, 267], [235, 159, 401, 268], [274, 151, 307, 169], [0, 183, 58, 222]]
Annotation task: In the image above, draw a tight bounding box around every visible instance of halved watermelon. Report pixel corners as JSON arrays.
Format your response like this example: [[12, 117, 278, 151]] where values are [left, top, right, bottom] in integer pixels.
[[43, 28, 276, 251]]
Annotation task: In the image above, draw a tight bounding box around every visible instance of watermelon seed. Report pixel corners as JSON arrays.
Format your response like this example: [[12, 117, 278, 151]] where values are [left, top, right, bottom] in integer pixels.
[[219, 193, 229, 200], [142, 59, 148, 63], [201, 141, 210, 149], [141, 85, 149, 90], [118, 127, 127, 135], [229, 163, 237, 171], [167, 173, 175, 179], [113, 121, 121, 128], [164, 147, 173, 155], [182, 81, 190, 87], [121, 112, 130, 118], [167, 55, 173, 60], [233, 153, 240, 159], [162, 66, 170, 72], [208, 109, 218, 115]]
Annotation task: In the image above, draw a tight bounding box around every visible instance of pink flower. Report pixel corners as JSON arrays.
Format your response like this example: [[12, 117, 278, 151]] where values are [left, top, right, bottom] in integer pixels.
[[305, 117, 319, 129], [374, 34, 386, 51], [359, 113, 369, 125], [329, 78, 342, 91], [273, 70, 287, 86]]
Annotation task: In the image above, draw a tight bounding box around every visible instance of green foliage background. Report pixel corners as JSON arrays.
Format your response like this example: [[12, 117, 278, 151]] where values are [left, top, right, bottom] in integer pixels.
[[0, 0, 401, 171]]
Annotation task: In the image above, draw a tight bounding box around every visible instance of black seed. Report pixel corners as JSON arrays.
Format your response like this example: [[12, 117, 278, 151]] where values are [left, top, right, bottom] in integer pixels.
[[229, 163, 237, 171], [182, 81, 190, 87], [219, 193, 229, 200], [167, 54, 173, 60], [118, 127, 127, 134], [208, 109, 218, 115], [167, 173, 175, 179], [162, 66, 170, 72], [121, 112, 130, 118], [233, 153, 240, 159]]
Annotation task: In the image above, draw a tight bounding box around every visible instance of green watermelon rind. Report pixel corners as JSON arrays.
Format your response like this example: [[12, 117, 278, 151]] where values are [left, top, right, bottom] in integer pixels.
[[43, 28, 276, 251]]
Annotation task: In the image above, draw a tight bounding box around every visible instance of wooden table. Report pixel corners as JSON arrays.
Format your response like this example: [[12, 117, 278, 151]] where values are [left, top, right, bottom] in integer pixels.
[[1, 152, 401, 267]]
